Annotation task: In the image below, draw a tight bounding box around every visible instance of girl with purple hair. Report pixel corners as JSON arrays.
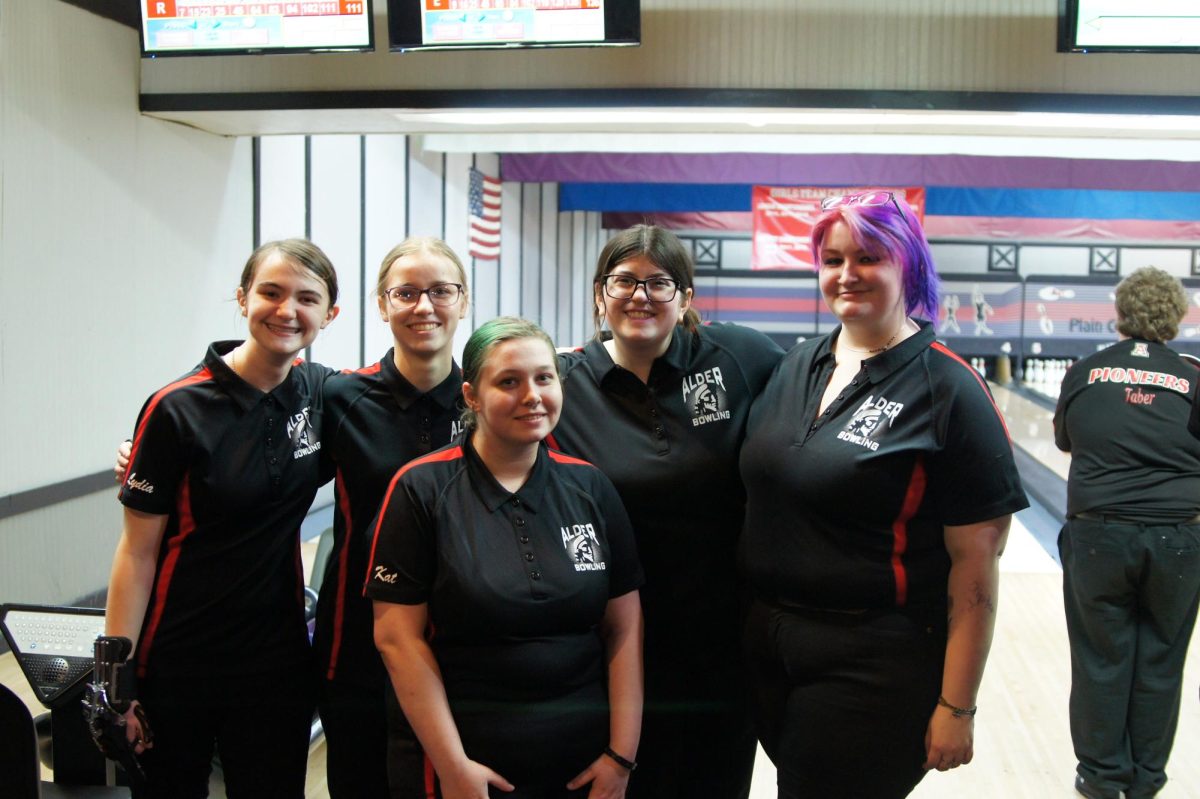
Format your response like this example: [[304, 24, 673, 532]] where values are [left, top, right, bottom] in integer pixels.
[[738, 191, 1027, 798]]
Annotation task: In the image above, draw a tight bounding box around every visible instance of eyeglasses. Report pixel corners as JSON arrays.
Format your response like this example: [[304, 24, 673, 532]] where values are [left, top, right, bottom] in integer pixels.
[[821, 191, 905, 217], [383, 283, 464, 309], [602, 275, 680, 302]]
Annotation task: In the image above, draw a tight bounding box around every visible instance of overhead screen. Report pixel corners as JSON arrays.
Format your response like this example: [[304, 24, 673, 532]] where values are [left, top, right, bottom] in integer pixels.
[[140, 1, 374, 56], [1058, 0, 1200, 53], [388, 0, 640, 52]]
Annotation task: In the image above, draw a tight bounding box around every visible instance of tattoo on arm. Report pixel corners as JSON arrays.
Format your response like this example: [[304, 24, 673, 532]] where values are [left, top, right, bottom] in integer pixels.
[[967, 581, 995, 614]]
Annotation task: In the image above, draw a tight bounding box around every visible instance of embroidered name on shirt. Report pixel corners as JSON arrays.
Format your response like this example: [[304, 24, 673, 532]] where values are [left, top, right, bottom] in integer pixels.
[[125, 472, 155, 494], [288, 406, 323, 459], [1086, 367, 1190, 395], [561, 523, 607, 572], [683, 366, 731, 427], [373, 565, 398, 584], [837, 394, 905, 451]]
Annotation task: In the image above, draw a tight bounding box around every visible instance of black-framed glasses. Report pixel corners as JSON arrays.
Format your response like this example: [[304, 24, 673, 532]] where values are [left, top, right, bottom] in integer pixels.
[[821, 190, 905, 218], [383, 283, 464, 309], [602, 275, 680, 302]]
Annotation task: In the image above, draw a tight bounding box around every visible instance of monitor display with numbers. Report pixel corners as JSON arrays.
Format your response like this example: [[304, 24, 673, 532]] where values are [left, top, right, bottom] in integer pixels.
[[140, 0, 374, 56], [388, 0, 640, 52], [1058, 0, 1200, 53]]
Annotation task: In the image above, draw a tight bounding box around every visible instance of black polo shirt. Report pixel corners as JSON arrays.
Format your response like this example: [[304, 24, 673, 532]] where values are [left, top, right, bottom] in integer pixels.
[[1054, 338, 1200, 520], [365, 437, 642, 704], [740, 322, 1027, 611], [313, 351, 464, 686], [118, 341, 331, 678], [550, 323, 783, 658]]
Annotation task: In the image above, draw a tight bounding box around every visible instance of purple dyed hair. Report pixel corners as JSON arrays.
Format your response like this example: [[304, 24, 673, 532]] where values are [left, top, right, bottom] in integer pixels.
[[810, 195, 940, 320]]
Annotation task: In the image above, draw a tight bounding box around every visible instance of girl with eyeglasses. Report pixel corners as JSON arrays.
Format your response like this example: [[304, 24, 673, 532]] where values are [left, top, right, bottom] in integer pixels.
[[549, 225, 785, 799], [313, 237, 473, 799], [738, 192, 1027, 797], [108, 239, 340, 798], [113, 236, 473, 798], [367, 317, 645, 799]]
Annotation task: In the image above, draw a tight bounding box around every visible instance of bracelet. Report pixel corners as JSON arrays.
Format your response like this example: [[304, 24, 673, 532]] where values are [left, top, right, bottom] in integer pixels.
[[603, 746, 637, 772], [937, 695, 977, 718]]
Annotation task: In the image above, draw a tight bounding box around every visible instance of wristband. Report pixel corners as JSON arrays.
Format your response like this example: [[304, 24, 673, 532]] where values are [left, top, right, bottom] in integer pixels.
[[603, 746, 637, 771], [937, 695, 977, 718]]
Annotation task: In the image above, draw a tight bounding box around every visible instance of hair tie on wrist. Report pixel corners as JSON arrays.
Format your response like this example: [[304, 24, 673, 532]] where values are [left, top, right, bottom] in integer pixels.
[[603, 746, 637, 771], [937, 695, 977, 718]]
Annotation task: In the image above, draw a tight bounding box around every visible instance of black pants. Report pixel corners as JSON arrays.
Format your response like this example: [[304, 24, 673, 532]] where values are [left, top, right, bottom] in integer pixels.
[[744, 597, 945, 799], [1060, 517, 1200, 799], [318, 678, 390, 799], [135, 667, 313, 799], [625, 658, 757, 799]]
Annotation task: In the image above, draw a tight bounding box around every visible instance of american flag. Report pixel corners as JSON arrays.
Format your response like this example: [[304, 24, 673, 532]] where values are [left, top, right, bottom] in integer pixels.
[[468, 167, 502, 261]]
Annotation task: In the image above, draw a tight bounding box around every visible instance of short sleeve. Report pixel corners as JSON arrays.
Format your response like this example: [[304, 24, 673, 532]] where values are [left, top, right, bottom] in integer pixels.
[[930, 376, 1028, 526], [363, 473, 437, 605], [1053, 365, 1076, 452], [118, 394, 189, 516], [592, 472, 644, 597], [707, 323, 785, 396]]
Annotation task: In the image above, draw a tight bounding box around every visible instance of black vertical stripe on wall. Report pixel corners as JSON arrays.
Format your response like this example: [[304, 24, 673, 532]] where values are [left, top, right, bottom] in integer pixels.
[[359, 135, 367, 368], [251, 137, 261, 247]]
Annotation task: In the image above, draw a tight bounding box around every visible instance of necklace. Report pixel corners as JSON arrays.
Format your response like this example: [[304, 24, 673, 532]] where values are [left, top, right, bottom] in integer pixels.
[[839, 319, 912, 354]]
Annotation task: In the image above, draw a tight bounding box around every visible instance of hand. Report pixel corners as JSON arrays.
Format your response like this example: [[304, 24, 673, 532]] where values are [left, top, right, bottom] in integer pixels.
[[568, 755, 631, 799], [923, 704, 974, 771], [123, 700, 153, 755], [115, 440, 132, 482], [438, 759, 514, 799]]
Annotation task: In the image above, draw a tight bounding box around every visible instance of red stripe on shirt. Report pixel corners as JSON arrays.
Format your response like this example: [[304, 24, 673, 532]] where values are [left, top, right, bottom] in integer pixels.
[[123, 369, 213, 483], [548, 449, 591, 467], [544, 432, 561, 451], [136, 473, 196, 677], [890, 456, 927, 607], [343, 362, 383, 376], [363, 446, 464, 595], [326, 467, 355, 680], [423, 754, 437, 799], [930, 342, 1012, 442]]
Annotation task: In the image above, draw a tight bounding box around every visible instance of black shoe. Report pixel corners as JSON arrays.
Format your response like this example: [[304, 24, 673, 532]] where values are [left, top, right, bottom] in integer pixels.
[[1075, 775, 1120, 799]]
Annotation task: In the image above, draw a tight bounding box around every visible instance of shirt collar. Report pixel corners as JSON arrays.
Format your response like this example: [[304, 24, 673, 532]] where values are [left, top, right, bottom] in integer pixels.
[[819, 321, 936, 382], [463, 434, 550, 513], [582, 325, 695, 386], [204, 340, 303, 412], [379, 349, 463, 412]]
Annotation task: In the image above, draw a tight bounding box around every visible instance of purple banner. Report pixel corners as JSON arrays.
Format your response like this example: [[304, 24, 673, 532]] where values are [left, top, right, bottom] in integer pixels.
[[503, 152, 1200, 193]]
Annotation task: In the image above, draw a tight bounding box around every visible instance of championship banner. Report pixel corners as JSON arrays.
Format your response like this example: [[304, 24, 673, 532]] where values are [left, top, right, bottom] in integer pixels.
[[751, 186, 926, 270]]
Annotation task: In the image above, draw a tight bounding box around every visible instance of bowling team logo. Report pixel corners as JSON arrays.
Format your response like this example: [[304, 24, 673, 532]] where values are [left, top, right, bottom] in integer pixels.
[[1131, 343, 1149, 358], [683, 366, 731, 427], [561, 523, 606, 572], [288, 406, 322, 459], [837, 394, 904, 452]]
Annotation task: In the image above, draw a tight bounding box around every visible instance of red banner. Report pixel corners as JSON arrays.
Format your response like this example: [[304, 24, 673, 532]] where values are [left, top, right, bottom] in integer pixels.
[[751, 186, 926, 270]]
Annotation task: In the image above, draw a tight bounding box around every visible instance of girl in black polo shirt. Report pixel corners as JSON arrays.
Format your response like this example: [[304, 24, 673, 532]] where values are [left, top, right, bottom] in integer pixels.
[[739, 192, 1026, 798], [551, 225, 783, 799], [108, 239, 340, 798], [314, 237, 471, 799], [368, 317, 644, 799]]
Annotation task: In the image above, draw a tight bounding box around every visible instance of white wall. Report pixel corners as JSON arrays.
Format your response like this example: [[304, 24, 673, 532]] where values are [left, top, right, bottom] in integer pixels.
[[255, 136, 601, 364], [0, 0, 252, 604]]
